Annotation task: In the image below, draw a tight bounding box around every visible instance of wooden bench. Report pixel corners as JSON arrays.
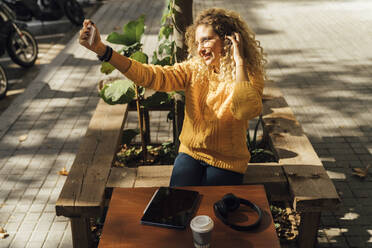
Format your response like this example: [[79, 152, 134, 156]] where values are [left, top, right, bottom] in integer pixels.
[[56, 81, 340, 248], [55, 99, 129, 247]]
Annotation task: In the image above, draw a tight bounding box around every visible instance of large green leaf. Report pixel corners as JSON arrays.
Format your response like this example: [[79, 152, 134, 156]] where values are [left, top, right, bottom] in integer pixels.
[[100, 79, 135, 105], [158, 25, 173, 40], [106, 32, 128, 45], [106, 15, 145, 46], [159, 42, 173, 55], [100, 62, 116, 75], [130, 51, 148, 64], [122, 15, 145, 45]]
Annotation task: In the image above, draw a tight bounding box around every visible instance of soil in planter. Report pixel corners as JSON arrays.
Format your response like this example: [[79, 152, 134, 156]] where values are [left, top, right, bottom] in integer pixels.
[[114, 142, 177, 167], [113, 140, 276, 167]]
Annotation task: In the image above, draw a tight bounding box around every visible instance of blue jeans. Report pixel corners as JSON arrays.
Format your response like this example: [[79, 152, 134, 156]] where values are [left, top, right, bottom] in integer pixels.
[[169, 153, 244, 186]]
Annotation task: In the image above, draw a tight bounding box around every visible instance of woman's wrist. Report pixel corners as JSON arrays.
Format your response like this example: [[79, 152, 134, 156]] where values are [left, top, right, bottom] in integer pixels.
[[95, 42, 107, 57]]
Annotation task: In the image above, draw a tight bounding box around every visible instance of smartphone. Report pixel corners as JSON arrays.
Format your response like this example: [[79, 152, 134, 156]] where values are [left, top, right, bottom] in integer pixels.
[[88, 24, 96, 46]]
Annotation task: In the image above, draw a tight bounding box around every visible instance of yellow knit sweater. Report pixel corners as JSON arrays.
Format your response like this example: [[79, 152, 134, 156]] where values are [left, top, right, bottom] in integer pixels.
[[124, 59, 264, 174]]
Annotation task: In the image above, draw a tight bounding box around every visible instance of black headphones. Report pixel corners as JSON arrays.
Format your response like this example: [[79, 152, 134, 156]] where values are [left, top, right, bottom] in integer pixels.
[[213, 193, 263, 231]]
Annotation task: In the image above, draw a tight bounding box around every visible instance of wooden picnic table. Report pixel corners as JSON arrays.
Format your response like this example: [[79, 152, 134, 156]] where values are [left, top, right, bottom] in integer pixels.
[[98, 185, 280, 248]]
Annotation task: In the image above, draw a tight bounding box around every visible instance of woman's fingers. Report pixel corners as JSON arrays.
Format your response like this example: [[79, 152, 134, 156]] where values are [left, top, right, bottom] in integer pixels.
[[226, 32, 244, 64], [226, 32, 241, 44], [225, 34, 236, 44], [79, 19, 98, 49]]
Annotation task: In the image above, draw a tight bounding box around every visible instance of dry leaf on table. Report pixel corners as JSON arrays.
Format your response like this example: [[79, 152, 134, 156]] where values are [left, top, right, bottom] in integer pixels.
[[59, 167, 69, 176], [0, 227, 9, 239], [18, 134, 28, 142], [352, 165, 370, 178]]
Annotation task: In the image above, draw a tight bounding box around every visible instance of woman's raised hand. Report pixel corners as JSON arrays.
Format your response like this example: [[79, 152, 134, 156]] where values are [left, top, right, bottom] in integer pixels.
[[226, 32, 245, 66], [79, 19, 102, 53]]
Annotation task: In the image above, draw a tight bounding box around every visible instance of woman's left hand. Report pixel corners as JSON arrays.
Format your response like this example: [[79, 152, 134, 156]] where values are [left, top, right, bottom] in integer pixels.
[[226, 32, 245, 66]]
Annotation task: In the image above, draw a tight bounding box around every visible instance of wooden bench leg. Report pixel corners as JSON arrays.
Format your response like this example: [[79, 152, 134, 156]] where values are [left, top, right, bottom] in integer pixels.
[[70, 217, 95, 248], [297, 212, 321, 248]]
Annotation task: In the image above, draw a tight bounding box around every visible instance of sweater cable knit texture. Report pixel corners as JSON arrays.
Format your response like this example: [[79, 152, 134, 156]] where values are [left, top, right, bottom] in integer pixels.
[[124, 58, 264, 174]]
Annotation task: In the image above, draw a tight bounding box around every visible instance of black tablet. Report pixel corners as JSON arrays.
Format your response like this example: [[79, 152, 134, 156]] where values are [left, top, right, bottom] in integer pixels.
[[140, 187, 200, 229]]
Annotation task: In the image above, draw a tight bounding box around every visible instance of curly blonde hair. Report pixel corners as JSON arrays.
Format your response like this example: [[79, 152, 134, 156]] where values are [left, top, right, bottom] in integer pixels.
[[185, 8, 266, 83]]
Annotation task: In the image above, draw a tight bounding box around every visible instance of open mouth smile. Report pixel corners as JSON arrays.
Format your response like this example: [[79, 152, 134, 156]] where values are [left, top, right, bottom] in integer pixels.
[[201, 51, 213, 62]]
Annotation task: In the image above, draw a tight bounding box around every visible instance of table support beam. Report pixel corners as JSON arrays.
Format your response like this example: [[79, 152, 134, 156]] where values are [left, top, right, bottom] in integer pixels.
[[297, 212, 321, 248]]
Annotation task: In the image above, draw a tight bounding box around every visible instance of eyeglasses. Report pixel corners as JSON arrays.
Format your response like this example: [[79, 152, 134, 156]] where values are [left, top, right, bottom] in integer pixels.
[[196, 37, 218, 48]]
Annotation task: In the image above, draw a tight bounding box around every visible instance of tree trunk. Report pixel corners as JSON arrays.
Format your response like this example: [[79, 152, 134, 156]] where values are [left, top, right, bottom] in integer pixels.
[[172, 0, 193, 63], [171, 0, 193, 152]]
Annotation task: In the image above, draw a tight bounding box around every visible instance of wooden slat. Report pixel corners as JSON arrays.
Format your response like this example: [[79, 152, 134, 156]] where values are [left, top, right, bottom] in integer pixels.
[[284, 165, 340, 212], [244, 164, 289, 202], [56, 100, 128, 217], [134, 165, 173, 187], [106, 167, 137, 188]]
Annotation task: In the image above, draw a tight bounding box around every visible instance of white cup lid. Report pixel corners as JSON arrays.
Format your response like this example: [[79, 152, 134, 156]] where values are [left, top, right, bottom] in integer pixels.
[[190, 215, 214, 233]]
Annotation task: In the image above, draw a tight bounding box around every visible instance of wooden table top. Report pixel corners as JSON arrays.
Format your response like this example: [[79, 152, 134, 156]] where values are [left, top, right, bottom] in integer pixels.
[[99, 185, 280, 248]]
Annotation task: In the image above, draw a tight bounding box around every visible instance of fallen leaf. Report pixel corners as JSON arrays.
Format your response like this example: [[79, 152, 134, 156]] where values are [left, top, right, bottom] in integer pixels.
[[352, 165, 370, 178], [18, 134, 28, 142], [0, 227, 9, 239], [59, 167, 69, 176], [114, 26, 121, 30]]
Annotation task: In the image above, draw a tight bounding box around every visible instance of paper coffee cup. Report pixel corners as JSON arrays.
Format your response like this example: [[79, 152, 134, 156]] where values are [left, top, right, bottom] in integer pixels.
[[190, 215, 214, 248]]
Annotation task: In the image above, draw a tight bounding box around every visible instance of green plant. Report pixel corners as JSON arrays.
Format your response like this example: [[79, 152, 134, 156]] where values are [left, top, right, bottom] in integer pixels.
[[98, 1, 179, 164]]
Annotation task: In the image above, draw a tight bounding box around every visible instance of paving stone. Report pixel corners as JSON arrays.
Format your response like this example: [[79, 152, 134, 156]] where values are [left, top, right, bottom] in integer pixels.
[[5, 222, 21, 232], [29, 230, 48, 243], [58, 231, 72, 248], [0, 238, 13, 248], [23, 213, 41, 223], [9, 231, 32, 248], [50, 222, 68, 232], [7, 213, 26, 223], [29, 203, 45, 213], [43, 230, 64, 246], [34, 220, 53, 232], [0, 204, 16, 215], [43, 204, 55, 213], [14, 204, 30, 213], [0, 212, 11, 225], [25, 242, 45, 248], [346, 236, 369, 248], [18, 222, 36, 232]]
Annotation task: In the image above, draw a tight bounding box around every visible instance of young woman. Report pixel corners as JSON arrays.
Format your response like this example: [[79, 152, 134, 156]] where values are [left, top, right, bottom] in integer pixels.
[[79, 8, 266, 187]]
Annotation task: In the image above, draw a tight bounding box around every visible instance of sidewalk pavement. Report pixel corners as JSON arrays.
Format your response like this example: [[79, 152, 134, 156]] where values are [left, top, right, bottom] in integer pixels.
[[1, 0, 372, 247]]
